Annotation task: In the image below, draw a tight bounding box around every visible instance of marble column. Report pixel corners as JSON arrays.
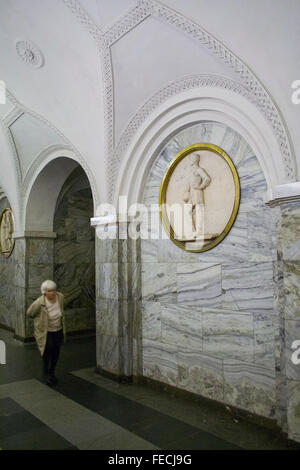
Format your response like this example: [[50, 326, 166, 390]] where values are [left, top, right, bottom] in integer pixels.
[[269, 197, 300, 443], [93, 218, 142, 381], [13, 232, 55, 341]]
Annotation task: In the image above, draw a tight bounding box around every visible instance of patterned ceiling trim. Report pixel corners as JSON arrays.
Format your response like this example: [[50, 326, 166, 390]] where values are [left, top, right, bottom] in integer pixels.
[[101, 1, 154, 46], [110, 74, 263, 199], [61, 0, 102, 40], [62, 0, 296, 201]]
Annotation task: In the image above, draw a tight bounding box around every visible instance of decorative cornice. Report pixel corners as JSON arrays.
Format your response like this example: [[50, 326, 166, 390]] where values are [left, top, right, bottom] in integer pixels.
[[15, 40, 44, 68], [13, 231, 57, 239], [264, 182, 300, 206]]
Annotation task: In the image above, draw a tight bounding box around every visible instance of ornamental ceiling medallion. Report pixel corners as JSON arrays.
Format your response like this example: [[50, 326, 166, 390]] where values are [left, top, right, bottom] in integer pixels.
[[16, 40, 44, 68]]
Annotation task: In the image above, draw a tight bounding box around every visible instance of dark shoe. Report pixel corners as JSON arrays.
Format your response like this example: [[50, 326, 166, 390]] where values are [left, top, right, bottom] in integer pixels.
[[46, 375, 58, 386]]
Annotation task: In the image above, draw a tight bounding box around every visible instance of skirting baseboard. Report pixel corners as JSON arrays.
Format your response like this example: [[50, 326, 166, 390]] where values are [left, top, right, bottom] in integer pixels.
[[94, 365, 133, 384]]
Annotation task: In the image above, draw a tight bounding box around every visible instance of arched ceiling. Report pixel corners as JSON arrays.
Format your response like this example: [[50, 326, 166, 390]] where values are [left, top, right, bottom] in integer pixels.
[[0, 0, 299, 218]]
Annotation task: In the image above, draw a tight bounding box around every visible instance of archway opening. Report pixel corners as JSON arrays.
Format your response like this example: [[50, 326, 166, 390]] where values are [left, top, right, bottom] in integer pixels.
[[24, 157, 95, 341], [53, 166, 95, 336]]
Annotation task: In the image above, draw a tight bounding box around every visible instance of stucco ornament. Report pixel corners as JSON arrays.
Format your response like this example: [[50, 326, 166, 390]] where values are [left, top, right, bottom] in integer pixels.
[[159, 144, 240, 252], [0, 208, 15, 258], [15, 40, 44, 68]]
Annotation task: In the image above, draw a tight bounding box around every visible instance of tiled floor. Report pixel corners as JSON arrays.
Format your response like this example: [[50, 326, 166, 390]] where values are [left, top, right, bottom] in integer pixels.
[[0, 328, 298, 450]]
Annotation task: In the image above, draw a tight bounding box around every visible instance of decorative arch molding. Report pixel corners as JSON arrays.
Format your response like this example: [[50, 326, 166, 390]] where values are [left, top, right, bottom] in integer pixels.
[[62, 0, 296, 200], [22, 147, 98, 232], [3, 89, 100, 223], [115, 80, 290, 208]]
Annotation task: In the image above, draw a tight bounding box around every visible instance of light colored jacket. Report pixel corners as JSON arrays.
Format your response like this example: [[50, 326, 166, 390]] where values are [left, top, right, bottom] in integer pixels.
[[26, 292, 66, 356]]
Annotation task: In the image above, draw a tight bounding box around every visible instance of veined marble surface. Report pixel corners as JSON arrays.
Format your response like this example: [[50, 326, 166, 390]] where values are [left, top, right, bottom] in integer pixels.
[[247, 209, 277, 262], [178, 347, 224, 401], [278, 202, 300, 261], [253, 311, 276, 369], [139, 121, 283, 422], [202, 309, 254, 362], [222, 261, 274, 312], [223, 359, 276, 417], [283, 261, 300, 320], [177, 262, 222, 307], [142, 339, 178, 387], [142, 263, 177, 303], [142, 301, 161, 340], [161, 303, 202, 350]]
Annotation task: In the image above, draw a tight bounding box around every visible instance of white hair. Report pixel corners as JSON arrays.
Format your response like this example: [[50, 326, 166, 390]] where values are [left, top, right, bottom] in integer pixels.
[[41, 280, 57, 294]]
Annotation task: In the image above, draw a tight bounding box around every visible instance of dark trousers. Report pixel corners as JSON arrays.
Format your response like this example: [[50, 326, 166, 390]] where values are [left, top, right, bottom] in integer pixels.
[[42, 330, 63, 377]]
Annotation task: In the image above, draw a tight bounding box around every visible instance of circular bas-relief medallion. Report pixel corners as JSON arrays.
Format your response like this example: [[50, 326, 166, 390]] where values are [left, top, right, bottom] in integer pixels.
[[159, 143, 240, 253], [0, 208, 15, 258]]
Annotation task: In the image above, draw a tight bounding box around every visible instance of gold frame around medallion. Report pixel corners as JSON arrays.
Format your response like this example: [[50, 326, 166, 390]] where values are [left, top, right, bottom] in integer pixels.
[[159, 143, 240, 253], [0, 207, 15, 258]]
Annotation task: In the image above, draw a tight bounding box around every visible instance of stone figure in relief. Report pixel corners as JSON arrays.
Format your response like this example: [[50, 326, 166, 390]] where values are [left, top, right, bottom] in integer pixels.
[[183, 153, 211, 239], [0, 209, 14, 256]]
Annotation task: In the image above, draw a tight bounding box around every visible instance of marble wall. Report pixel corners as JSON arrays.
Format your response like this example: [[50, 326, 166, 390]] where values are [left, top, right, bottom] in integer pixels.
[[95, 234, 142, 378], [276, 200, 300, 442], [54, 168, 95, 334], [141, 122, 279, 420]]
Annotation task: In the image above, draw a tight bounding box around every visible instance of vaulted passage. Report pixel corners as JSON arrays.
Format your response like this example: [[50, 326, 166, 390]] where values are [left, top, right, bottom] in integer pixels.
[[53, 166, 95, 336]]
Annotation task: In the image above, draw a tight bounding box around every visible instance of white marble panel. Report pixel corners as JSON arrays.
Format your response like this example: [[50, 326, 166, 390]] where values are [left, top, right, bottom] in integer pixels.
[[142, 263, 177, 303], [95, 239, 119, 263], [142, 301, 162, 340], [279, 203, 300, 261], [223, 359, 276, 417], [222, 262, 274, 312], [141, 239, 158, 263], [96, 299, 119, 336], [96, 263, 119, 300], [283, 261, 300, 320], [96, 334, 120, 374], [177, 262, 222, 307], [178, 348, 224, 402], [202, 309, 254, 361], [185, 211, 248, 264], [237, 154, 267, 212], [142, 339, 178, 387], [253, 311, 275, 369], [247, 209, 277, 262], [161, 303, 202, 349], [157, 239, 197, 263]]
